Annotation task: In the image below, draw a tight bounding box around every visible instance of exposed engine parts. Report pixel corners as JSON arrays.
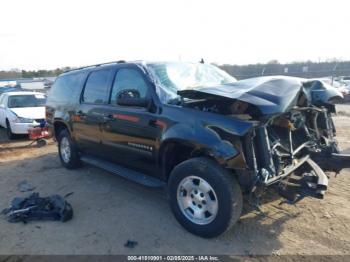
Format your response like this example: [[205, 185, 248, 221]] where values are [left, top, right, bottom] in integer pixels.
[[179, 77, 350, 202], [242, 105, 339, 200]]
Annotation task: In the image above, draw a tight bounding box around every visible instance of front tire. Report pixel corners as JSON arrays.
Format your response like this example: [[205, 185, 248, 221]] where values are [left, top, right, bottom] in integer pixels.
[[6, 120, 15, 140], [168, 157, 243, 238], [58, 129, 80, 169]]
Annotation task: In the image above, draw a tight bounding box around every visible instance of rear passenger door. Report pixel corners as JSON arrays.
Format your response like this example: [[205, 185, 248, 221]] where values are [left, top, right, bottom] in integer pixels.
[[74, 68, 115, 153]]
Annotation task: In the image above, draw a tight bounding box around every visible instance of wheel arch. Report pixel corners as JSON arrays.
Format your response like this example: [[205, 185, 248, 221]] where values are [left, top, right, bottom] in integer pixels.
[[53, 120, 70, 141], [159, 139, 234, 181]]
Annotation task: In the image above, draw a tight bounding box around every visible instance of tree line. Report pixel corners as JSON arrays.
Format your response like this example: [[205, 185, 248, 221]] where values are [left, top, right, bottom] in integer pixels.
[[0, 67, 71, 79], [1, 60, 350, 80], [219, 60, 350, 80]]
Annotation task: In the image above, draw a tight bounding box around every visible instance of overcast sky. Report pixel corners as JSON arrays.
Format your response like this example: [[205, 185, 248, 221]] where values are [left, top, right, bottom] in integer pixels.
[[0, 0, 349, 70]]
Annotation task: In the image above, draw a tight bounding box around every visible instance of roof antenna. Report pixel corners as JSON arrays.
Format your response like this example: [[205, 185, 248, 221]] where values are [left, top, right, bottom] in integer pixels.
[[199, 58, 205, 64]]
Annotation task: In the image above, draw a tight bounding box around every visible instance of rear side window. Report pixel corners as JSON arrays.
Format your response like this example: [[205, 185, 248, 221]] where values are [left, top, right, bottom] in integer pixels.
[[82, 69, 114, 104], [47, 72, 86, 103]]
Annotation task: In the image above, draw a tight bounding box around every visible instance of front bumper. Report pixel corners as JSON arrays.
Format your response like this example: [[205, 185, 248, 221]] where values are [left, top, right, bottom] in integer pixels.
[[10, 121, 43, 135]]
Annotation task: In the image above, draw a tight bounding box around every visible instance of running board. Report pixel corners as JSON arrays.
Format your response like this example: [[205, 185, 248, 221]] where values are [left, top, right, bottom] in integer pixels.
[[80, 155, 165, 188]]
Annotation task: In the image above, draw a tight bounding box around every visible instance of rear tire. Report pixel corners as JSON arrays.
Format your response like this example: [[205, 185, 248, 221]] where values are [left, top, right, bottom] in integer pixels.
[[6, 120, 15, 140], [168, 157, 243, 238], [58, 129, 80, 169]]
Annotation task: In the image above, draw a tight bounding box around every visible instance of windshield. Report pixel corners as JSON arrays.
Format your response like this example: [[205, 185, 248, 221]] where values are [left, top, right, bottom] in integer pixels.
[[8, 94, 46, 108], [147, 62, 237, 102]]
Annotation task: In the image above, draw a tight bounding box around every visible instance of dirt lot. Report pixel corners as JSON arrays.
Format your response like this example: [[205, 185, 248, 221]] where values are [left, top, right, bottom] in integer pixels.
[[0, 105, 349, 255]]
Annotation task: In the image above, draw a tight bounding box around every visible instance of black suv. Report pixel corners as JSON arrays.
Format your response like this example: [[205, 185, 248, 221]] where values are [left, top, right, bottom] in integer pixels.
[[47, 61, 349, 237]]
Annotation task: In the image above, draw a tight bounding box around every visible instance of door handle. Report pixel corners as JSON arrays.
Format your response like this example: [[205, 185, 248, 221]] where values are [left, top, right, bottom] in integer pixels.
[[73, 110, 86, 121], [149, 119, 157, 127], [149, 119, 167, 129], [103, 114, 113, 122]]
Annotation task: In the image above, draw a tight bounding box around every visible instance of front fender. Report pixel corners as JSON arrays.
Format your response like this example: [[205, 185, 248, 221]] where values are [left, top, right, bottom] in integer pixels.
[[159, 118, 253, 167]]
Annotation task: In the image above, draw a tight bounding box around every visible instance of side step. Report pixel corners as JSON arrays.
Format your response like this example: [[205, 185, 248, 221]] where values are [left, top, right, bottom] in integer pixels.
[[80, 155, 165, 188]]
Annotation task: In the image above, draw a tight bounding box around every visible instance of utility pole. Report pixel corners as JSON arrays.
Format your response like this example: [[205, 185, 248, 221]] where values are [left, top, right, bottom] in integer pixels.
[[332, 61, 339, 85]]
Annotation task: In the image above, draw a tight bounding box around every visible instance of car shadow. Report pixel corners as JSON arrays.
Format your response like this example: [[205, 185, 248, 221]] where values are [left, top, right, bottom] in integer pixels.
[[0, 152, 295, 255], [0, 126, 29, 144]]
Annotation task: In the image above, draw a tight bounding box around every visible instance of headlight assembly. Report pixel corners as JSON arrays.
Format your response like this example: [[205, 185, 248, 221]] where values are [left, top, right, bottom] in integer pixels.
[[14, 117, 34, 123]]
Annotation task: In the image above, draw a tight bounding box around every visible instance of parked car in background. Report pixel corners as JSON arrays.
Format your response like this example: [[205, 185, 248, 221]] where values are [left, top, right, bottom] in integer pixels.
[[341, 84, 350, 102], [0, 86, 24, 95], [46, 61, 349, 238], [309, 78, 348, 103], [0, 91, 46, 139]]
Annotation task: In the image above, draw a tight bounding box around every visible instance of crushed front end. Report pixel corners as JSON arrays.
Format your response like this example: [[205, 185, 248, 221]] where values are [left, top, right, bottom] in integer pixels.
[[178, 76, 350, 200], [243, 105, 348, 200]]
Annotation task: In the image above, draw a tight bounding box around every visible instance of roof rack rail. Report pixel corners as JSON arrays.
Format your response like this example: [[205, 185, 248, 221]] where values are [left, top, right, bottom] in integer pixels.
[[64, 60, 126, 73]]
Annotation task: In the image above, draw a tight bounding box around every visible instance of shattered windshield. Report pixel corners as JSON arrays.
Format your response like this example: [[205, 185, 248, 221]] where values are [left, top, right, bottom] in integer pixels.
[[147, 62, 237, 103]]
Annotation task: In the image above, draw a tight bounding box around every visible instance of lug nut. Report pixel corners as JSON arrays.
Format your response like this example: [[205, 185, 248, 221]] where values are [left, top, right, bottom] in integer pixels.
[[202, 200, 206, 205]]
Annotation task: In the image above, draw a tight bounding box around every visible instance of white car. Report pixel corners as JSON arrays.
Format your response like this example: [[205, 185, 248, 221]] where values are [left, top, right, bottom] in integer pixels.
[[0, 91, 46, 139]]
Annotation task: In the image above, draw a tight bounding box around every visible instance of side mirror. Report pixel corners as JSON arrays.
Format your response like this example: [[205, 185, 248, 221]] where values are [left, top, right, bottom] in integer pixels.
[[116, 89, 150, 107]]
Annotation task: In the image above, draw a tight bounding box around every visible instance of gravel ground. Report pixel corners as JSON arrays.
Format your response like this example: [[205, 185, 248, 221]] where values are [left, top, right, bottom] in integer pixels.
[[0, 105, 349, 255]]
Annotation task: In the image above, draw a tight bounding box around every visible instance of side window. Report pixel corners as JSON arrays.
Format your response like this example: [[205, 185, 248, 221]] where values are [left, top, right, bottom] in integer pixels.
[[83, 69, 114, 104], [47, 72, 86, 103], [111, 68, 149, 105], [0, 95, 4, 105]]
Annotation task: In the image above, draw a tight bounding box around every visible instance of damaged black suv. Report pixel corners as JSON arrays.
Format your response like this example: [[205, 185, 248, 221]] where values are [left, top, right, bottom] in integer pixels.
[[46, 61, 349, 238]]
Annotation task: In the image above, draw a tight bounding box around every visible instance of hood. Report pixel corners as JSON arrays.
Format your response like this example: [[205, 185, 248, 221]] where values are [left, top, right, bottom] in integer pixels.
[[10, 107, 46, 119], [178, 76, 343, 115]]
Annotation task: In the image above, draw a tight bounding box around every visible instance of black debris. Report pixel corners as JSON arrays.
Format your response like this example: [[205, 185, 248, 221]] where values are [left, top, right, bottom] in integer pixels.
[[64, 192, 74, 199], [36, 139, 47, 148], [17, 180, 36, 192], [1, 192, 73, 223], [124, 240, 138, 249]]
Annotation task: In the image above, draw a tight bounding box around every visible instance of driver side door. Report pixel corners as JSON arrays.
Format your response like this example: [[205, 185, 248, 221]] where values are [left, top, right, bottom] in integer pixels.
[[101, 66, 161, 177]]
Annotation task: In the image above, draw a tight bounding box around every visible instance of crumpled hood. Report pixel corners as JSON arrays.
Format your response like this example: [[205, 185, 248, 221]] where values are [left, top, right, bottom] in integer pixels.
[[10, 107, 46, 119], [178, 76, 343, 115]]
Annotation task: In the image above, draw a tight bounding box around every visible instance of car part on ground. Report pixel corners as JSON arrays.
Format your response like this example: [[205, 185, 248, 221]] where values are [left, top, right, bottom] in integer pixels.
[[124, 240, 138, 249], [17, 180, 36, 193], [27, 119, 50, 147], [1, 192, 73, 223]]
